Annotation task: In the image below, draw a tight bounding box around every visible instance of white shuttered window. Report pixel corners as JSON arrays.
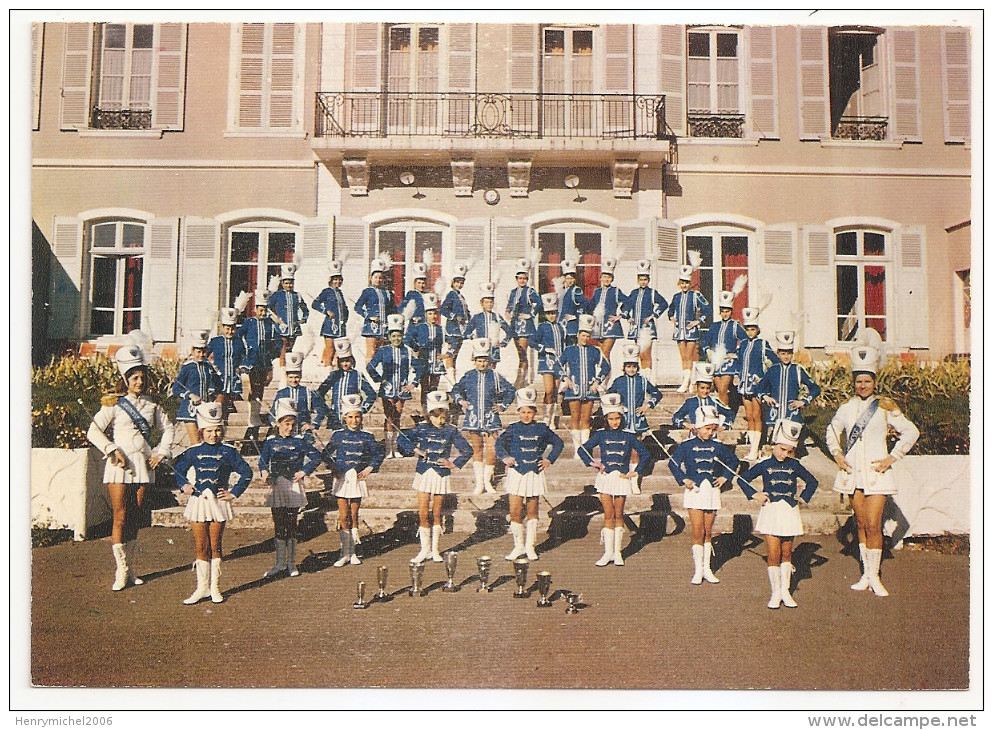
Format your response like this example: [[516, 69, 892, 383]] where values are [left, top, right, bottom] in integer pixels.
[[941, 28, 970, 143], [230, 23, 304, 132]]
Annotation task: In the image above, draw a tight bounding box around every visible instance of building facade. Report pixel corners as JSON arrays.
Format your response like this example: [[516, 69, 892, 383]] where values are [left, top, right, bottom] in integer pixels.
[[32, 21, 972, 376]]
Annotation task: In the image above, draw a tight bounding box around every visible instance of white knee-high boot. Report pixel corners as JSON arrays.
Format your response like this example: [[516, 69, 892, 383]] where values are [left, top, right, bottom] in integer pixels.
[[613, 526, 625, 566], [333, 530, 352, 567], [780, 562, 797, 607], [350, 527, 362, 565], [691, 544, 704, 584], [431, 525, 444, 562], [702, 542, 720, 583], [124, 540, 144, 586], [767, 565, 781, 609], [580, 429, 590, 450], [264, 539, 287, 578], [505, 522, 526, 561], [483, 464, 497, 493], [746, 431, 761, 461], [677, 369, 691, 393], [111, 543, 128, 591], [412, 526, 431, 563], [210, 558, 224, 603], [571, 430, 582, 460], [851, 543, 870, 590], [865, 548, 888, 597], [525, 519, 539, 561], [472, 462, 485, 494], [183, 559, 210, 604], [595, 527, 614, 567]]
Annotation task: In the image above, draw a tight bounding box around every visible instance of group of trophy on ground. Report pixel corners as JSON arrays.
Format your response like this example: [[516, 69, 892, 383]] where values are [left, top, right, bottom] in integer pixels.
[[87, 254, 919, 612]]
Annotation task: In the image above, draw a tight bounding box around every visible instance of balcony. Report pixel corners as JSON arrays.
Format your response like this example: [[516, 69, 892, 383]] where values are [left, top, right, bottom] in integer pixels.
[[832, 116, 889, 141], [312, 91, 674, 167], [687, 112, 745, 139], [90, 108, 153, 131]]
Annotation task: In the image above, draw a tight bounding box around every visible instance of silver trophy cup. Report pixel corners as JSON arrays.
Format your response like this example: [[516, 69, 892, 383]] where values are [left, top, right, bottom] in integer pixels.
[[513, 558, 530, 598], [476, 555, 493, 593], [536, 571, 553, 607], [352, 580, 369, 609], [566, 592, 582, 614], [442, 551, 459, 592], [409, 560, 425, 597], [375, 565, 389, 601]]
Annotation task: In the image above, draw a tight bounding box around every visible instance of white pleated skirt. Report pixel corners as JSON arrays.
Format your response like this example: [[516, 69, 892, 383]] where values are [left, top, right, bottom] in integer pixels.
[[504, 468, 546, 498], [183, 489, 234, 523], [102, 450, 154, 484], [412, 468, 451, 496], [266, 475, 309, 509], [755, 499, 804, 537], [683, 479, 722, 511], [594, 470, 640, 497], [332, 469, 368, 499]]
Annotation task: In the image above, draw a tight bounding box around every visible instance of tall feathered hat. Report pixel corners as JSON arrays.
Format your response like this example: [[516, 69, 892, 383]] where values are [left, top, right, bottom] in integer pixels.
[[386, 313, 405, 332], [273, 398, 298, 422], [692, 362, 715, 383], [339, 393, 363, 416], [219, 307, 238, 326], [635, 259, 651, 277], [775, 331, 797, 352], [254, 289, 270, 307], [195, 402, 224, 429], [516, 386, 538, 411], [772, 420, 803, 448], [280, 263, 298, 281], [600, 393, 626, 416], [470, 338, 492, 359], [479, 282, 496, 300], [422, 292, 439, 311], [541, 292, 559, 311], [425, 390, 450, 413], [600, 257, 617, 276], [115, 345, 147, 378], [411, 262, 428, 280], [514, 258, 531, 276], [333, 338, 353, 359], [850, 345, 879, 376], [620, 342, 641, 364], [285, 351, 304, 373], [328, 260, 343, 277], [561, 260, 577, 276], [189, 330, 209, 350], [451, 263, 469, 282], [577, 314, 595, 332], [370, 258, 389, 275]]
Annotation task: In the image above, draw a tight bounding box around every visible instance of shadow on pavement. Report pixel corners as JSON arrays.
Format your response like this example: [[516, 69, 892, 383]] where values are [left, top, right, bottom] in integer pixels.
[[712, 513, 762, 571], [791, 541, 828, 591], [621, 493, 686, 560], [535, 486, 601, 554], [447, 495, 511, 553], [298, 511, 419, 574]]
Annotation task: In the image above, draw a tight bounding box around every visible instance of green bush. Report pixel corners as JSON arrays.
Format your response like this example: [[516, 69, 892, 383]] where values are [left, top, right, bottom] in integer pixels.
[[31, 354, 180, 449], [807, 356, 970, 455]]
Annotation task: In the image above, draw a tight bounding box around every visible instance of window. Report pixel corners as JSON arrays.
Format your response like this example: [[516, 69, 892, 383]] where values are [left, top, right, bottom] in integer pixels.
[[536, 227, 601, 298], [227, 225, 296, 311], [828, 29, 887, 140], [375, 223, 444, 304], [88, 221, 145, 336], [387, 25, 440, 134], [232, 23, 302, 131], [542, 28, 594, 136], [834, 230, 888, 341], [60, 22, 187, 132], [686, 28, 743, 137], [685, 232, 750, 320]]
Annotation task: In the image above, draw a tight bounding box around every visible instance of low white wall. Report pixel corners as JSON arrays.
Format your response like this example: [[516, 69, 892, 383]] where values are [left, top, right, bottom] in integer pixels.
[[887, 455, 970, 540], [30, 447, 111, 540]]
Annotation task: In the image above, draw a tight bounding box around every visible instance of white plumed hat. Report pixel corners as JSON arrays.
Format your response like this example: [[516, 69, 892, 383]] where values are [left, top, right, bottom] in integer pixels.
[[479, 282, 496, 299], [692, 362, 715, 383], [328, 260, 343, 277], [254, 289, 270, 306], [600, 393, 626, 416], [219, 307, 238, 326], [411, 262, 428, 279], [635, 259, 651, 276], [577, 313, 595, 332], [386, 313, 405, 332], [190, 330, 209, 350], [195, 402, 224, 429], [541, 293, 559, 311], [370, 258, 389, 274], [600, 257, 617, 275], [514, 258, 531, 275], [284, 351, 304, 372], [339, 393, 363, 416], [470, 338, 492, 359], [742, 307, 761, 327], [273, 397, 298, 422], [516, 386, 538, 410], [693, 405, 723, 429], [425, 390, 449, 413], [775, 331, 797, 352], [561, 260, 577, 276], [850, 345, 879, 376], [620, 342, 641, 364], [115, 345, 146, 378], [772, 420, 803, 447], [678, 264, 694, 282], [422, 292, 439, 311], [718, 291, 735, 309], [451, 263, 468, 281], [333, 338, 353, 359], [280, 263, 298, 280]]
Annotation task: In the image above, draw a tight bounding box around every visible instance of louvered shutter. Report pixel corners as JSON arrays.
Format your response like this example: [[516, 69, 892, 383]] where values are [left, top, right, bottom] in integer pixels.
[[237, 23, 264, 128], [492, 219, 528, 308], [889, 29, 921, 142], [746, 26, 778, 139], [603, 25, 633, 135], [143, 218, 179, 342], [297, 221, 331, 309], [802, 225, 833, 347], [894, 226, 928, 349], [658, 25, 685, 136], [33, 23, 44, 130], [507, 24, 538, 133], [455, 221, 490, 301], [653, 218, 682, 383], [941, 28, 970, 143], [268, 23, 298, 129], [759, 225, 799, 338], [180, 219, 221, 335], [152, 23, 186, 130], [332, 217, 370, 311], [796, 26, 829, 140], [445, 24, 473, 134], [615, 219, 650, 295], [49, 217, 84, 338], [352, 23, 382, 91], [60, 22, 93, 129]]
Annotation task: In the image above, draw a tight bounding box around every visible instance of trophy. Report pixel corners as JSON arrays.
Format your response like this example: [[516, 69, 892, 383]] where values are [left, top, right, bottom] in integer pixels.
[[566, 592, 582, 614], [536, 571, 553, 608], [352, 581, 369, 609], [375, 565, 390, 602], [513, 558, 530, 598], [442, 551, 459, 592], [476, 555, 493, 593], [409, 560, 425, 597]]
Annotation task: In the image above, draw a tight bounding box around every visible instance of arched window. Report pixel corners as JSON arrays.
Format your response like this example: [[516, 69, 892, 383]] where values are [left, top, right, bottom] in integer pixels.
[[88, 220, 145, 336], [683, 226, 751, 320], [535, 223, 603, 298], [227, 222, 296, 311], [374, 221, 445, 304], [834, 228, 889, 341]]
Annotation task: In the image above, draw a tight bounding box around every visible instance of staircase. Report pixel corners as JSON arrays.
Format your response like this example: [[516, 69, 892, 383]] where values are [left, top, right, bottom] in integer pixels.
[[150, 370, 850, 539]]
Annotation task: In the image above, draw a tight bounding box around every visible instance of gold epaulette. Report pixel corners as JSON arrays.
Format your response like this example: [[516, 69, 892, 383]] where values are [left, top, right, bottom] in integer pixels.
[[101, 393, 120, 407], [878, 396, 900, 413]]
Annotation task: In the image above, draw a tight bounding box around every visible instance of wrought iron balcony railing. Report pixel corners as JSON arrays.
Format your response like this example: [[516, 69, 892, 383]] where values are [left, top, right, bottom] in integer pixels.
[[315, 91, 671, 141], [90, 108, 153, 130], [832, 116, 888, 141], [687, 112, 746, 139]]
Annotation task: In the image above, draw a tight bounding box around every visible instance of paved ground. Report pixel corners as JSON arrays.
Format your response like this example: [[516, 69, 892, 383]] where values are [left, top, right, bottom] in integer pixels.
[[29, 521, 969, 692]]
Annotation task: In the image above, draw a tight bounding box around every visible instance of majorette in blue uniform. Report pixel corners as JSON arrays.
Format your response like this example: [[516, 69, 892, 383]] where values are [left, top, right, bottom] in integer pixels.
[[737, 308, 781, 398], [607, 342, 662, 435], [237, 290, 280, 373], [321, 393, 385, 567], [355, 257, 396, 339], [530, 293, 567, 378], [579, 393, 653, 566], [756, 331, 821, 427], [701, 289, 748, 377], [268, 263, 309, 339], [267, 351, 326, 436], [398, 262, 429, 327], [495, 387, 565, 561], [667, 405, 741, 584], [206, 307, 248, 398], [621, 259, 668, 343], [738, 421, 818, 608], [671, 362, 733, 428], [366, 316, 424, 401], [560, 313, 610, 458], [315, 339, 377, 430], [505, 258, 542, 338], [439, 263, 471, 357], [451, 338, 515, 434], [172, 330, 220, 423], [404, 295, 448, 377], [556, 259, 589, 345], [588, 257, 626, 340], [311, 260, 349, 339], [667, 267, 712, 342], [466, 281, 511, 363], [174, 402, 254, 604]]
